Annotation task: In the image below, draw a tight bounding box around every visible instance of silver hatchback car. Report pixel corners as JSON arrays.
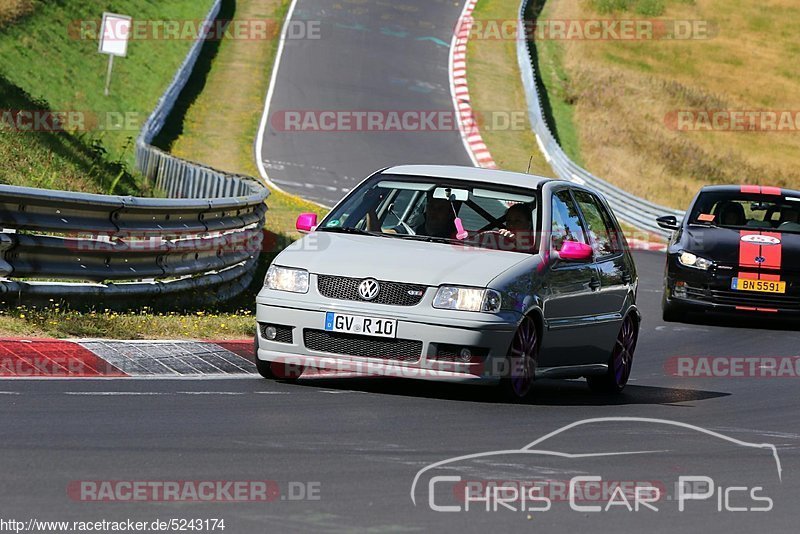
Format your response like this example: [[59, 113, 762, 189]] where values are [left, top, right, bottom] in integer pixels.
[[256, 165, 639, 400]]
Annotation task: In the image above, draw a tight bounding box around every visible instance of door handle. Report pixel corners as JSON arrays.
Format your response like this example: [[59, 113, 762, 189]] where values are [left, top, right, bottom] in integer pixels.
[[589, 277, 601, 290]]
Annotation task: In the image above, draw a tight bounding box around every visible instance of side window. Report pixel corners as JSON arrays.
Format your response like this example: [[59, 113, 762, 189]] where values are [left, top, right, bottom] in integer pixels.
[[573, 191, 619, 256], [551, 190, 588, 251]]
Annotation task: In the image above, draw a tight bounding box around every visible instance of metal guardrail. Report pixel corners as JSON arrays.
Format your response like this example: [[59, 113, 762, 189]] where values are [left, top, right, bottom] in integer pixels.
[[516, 0, 684, 237], [0, 0, 269, 305]]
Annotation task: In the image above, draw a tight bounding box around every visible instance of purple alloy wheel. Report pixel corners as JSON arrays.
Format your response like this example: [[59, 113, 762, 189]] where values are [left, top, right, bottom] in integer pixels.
[[509, 317, 537, 398], [612, 315, 637, 387]]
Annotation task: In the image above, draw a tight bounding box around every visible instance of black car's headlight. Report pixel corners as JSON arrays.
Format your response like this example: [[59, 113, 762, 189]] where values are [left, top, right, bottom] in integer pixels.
[[265, 265, 309, 293], [433, 286, 502, 312], [678, 251, 714, 270]]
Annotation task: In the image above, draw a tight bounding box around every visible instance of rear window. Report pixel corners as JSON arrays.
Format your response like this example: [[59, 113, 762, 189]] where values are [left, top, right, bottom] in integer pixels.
[[689, 191, 800, 233]]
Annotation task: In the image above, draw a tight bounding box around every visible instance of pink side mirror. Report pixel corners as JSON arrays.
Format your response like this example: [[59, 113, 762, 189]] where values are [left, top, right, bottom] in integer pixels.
[[295, 213, 318, 232], [559, 240, 593, 261]]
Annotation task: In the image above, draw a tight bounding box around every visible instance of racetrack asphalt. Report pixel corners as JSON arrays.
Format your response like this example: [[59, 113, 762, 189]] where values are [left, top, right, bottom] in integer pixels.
[[258, 0, 473, 206], [4, 0, 797, 530], [2, 251, 799, 532]]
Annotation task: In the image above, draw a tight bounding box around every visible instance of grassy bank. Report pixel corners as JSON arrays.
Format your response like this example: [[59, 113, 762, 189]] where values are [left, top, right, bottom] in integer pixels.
[[533, 0, 800, 208], [0, 0, 318, 339], [0, 0, 215, 193]]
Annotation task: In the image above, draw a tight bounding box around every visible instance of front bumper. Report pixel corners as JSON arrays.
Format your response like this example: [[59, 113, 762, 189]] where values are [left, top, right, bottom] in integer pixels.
[[665, 255, 800, 315], [255, 290, 521, 384]]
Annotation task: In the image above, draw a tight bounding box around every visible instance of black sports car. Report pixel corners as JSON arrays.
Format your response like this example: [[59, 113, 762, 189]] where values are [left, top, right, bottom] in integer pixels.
[[658, 184, 800, 321]]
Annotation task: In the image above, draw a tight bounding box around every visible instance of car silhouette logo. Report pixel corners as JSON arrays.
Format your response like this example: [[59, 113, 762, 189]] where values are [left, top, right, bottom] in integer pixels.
[[358, 278, 381, 300]]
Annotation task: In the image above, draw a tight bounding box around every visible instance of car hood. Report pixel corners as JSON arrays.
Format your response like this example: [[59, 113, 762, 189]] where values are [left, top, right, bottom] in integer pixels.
[[275, 232, 532, 287], [682, 226, 800, 271]]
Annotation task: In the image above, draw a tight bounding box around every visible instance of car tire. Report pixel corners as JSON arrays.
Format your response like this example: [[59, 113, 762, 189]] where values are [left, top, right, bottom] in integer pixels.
[[587, 314, 638, 394], [499, 316, 538, 402], [253, 336, 304, 381]]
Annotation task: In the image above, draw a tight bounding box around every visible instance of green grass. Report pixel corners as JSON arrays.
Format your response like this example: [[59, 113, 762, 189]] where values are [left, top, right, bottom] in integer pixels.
[[0, 0, 320, 339], [0, 305, 255, 340], [466, 0, 551, 175], [533, 12, 584, 165], [0, 0, 215, 193]]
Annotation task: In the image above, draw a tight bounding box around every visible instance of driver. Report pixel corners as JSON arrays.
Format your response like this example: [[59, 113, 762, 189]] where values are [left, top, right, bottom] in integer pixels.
[[498, 203, 535, 251]]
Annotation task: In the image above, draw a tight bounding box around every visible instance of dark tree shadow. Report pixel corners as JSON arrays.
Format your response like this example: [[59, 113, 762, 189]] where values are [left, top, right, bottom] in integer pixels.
[[0, 76, 138, 195]]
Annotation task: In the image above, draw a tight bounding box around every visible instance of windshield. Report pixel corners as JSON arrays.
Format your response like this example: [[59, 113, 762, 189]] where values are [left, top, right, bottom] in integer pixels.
[[689, 190, 800, 233], [319, 174, 540, 252]]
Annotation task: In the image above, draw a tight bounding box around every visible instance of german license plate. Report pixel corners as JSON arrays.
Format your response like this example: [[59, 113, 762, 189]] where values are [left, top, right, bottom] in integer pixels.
[[731, 278, 786, 294], [324, 312, 397, 338]]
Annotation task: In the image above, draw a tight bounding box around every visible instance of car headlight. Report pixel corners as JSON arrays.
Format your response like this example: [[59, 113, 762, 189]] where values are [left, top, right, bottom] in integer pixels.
[[433, 286, 502, 312], [265, 265, 309, 293], [678, 251, 714, 270]]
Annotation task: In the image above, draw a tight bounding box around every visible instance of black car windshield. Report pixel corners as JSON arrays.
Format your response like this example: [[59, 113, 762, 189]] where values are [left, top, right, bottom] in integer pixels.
[[318, 174, 540, 252], [689, 190, 800, 233]]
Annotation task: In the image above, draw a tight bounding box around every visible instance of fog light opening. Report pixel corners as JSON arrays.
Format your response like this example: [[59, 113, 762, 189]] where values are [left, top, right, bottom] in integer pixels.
[[264, 325, 278, 340], [673, 281, 687, 299]]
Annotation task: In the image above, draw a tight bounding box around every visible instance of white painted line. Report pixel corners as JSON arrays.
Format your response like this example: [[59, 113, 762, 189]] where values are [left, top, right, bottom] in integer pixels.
[[64, 392, 169, 396], [178, 391, 246, 396], [0, 375, 259, 381]]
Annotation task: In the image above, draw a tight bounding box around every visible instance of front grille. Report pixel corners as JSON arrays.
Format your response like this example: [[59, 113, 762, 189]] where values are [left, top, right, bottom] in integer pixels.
[[317, 275, 426, 306], [303, 329, 422, 362], [259, 323, 294, 343], [686, 286, 800, 310]]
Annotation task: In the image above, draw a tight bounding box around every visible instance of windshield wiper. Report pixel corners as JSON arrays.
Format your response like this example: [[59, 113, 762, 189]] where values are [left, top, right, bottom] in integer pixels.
[[319, 226, 387, 237], [391, 234, 464, 245]]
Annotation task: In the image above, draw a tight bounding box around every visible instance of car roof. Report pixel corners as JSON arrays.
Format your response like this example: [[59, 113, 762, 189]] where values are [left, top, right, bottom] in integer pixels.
[[698, 184, 800, 196], [383, 164, 555, 191]]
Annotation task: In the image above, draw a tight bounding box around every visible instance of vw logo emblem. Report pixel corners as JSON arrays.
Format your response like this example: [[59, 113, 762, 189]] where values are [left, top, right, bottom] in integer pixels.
[[755, 256, 766, 263], [358, 278, 381, 301]]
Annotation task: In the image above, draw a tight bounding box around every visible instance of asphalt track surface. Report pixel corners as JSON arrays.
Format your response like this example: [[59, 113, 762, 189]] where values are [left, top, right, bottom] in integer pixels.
[[5, 0, 798, 532], [258, 0, 473, 206], [2, 252, 800, 532]]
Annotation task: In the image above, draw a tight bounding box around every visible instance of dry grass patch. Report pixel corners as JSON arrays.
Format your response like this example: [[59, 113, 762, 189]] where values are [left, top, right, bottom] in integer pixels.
[[467, 0, 552, 176], [0, 0, 33, 27], [541, 0, 800, 208]]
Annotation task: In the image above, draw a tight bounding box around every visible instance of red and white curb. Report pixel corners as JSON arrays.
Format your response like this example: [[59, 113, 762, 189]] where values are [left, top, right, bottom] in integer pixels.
[[450, 0, 497, 170], [0, 339, 368, 379], [627, 238, 668, 252], [0, 339, 257, 378]]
